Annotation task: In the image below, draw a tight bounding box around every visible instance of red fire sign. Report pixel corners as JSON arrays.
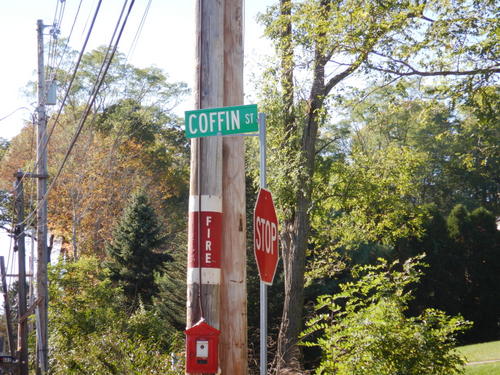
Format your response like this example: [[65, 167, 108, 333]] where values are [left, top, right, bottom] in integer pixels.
[[253, 188, 279, 284]]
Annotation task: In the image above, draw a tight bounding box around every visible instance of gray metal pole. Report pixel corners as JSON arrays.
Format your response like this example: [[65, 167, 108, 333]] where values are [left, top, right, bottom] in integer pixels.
[[258, 113, 268, 375], [36, 19, 49, 374]]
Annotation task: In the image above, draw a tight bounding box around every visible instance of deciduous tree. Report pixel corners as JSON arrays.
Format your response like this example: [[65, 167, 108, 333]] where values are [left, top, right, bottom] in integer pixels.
[[258, 0, 498, 368]]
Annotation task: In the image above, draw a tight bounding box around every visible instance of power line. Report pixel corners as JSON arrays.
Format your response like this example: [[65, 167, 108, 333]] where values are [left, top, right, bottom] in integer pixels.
[[21, 0, 136, 231], [47, 0, 64, 80], [42, 0, 104, 163], [10, 0, 103, 197], [53, 0, 85, 74], [6, 0, 103, 224], [126, 0, 152, 61], [0, 107, 34, 123], [48, 0, 135, 186]]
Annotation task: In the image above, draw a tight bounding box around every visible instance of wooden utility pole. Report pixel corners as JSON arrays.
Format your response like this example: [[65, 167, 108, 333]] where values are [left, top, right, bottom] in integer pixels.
[[186, 0, 224, 355], [220, 0, 247, 373], [14, 171, 29, 375], [0, 257, 15, 357], [36, 19, 49, 374]]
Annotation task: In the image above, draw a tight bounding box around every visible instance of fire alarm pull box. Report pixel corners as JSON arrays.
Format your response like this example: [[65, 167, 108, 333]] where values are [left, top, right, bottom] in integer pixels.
[[185, 320, 220, 373]]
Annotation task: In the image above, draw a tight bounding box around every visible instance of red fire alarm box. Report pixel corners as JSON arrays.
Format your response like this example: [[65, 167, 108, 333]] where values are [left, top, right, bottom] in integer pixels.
[[185, 319, 220, 373]]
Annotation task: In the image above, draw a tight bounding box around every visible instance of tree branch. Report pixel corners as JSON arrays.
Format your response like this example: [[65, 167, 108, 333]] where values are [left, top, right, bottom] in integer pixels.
[[368, 50, 500, 77], [315, 136, 342, 155], [371, 65, 500, 77], [325, 62, 361, 95]]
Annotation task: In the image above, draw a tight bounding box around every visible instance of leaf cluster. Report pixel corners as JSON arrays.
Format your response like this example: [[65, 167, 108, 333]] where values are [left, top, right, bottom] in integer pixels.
[[48, 256, 183, 374], [302, 256, 472, 374]]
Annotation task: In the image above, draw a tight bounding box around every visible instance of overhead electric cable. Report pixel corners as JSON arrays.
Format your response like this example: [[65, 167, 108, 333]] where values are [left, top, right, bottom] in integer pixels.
[[47, 0, 65, 80], [46, 0, 136, 209], [35, 0, 104, 179], [21, 0, 136, 230], [17, 0, 113, 228], [5, 0, 100, 200], [0, 107, 34, 123], [54, 0, 85, 73], [88, 0, 130, 103], [46, 0, 60, 72], [127, 0, 152, 61]]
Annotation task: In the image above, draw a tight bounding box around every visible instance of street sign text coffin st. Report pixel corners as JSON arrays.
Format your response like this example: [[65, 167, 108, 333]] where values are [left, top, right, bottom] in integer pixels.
[[185, 104, 258, 138]]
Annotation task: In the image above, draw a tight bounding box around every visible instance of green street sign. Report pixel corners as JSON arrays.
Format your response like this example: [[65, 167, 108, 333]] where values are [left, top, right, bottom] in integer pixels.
[[185, 104, 258, 138]]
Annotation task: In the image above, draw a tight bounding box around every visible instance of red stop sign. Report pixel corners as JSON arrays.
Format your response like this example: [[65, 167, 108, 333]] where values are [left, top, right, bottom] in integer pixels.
[[254, 188, 279, 284]]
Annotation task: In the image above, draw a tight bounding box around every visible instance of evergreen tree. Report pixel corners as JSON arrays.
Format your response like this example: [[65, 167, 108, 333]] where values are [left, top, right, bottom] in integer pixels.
[[462, 207, 500, 342], [105, 191, 172, 309]]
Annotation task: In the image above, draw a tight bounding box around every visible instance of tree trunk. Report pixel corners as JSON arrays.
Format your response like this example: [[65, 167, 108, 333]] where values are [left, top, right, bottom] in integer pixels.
[[276, 57, 326, 374]]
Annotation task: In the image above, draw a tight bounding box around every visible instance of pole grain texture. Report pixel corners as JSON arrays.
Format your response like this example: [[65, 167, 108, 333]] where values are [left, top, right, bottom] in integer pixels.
[[36, 19, 49, 375], [15, 172, 29, 375], [221, 0, 248, 373], [0, 257, 15, 356], [187, 1, 223, 374]]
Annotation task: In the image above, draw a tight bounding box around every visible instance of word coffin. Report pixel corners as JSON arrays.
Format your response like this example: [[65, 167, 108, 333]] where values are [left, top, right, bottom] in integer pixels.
[[254, 188, 279, 284], [185, 104, 258, 138]]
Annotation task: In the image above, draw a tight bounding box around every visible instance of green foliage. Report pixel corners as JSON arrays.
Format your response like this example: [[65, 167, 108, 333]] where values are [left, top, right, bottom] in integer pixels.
[[395, 204, 500, 343], [50, 328, 183, 375], [49, 257, 125, 348], [447, 204, 473, 242], [449, 205, 500, 342], [336, 81, 499, 214], [317, 144, 428, 248], [59, 46, 189, 110], [0, 137, 9, 160], [49, 256, 183, 374], [0, 190, 11, 230], [153, 241, 187, 331], [302, 257, 471, 374], [105, 191, 172, 309], [1, 45, 190, 258]]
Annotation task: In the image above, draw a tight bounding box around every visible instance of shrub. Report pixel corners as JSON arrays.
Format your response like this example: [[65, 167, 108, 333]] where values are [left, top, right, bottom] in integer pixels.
[[301, 256, 471, 374]]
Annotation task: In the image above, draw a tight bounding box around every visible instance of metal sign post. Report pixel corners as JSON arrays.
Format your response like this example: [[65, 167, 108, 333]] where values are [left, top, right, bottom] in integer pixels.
[[258, 113, 268, 375]]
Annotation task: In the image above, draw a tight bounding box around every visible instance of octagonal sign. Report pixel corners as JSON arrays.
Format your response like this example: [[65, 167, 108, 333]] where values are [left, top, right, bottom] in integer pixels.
[[253, 188, 279, 284]]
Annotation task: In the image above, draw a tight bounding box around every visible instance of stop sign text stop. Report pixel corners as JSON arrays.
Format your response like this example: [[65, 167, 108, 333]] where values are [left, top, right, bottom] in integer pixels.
[[253, 188, 279, 284], [255, 217, 277, 254]]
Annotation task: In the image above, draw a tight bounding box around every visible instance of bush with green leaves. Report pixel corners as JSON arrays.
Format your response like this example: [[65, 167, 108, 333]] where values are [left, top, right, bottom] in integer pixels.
[[49, 256, 184, 374], [301, 256, 471, 374]]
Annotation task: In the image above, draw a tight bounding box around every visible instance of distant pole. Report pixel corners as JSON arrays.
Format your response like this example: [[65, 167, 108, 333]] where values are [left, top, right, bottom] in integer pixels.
[[220, 0, 248, 373], [0, 257, 15, 357], [14, 171, 29, 375], [186, 1, 223, 374], [36, 19, 49, 374]]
